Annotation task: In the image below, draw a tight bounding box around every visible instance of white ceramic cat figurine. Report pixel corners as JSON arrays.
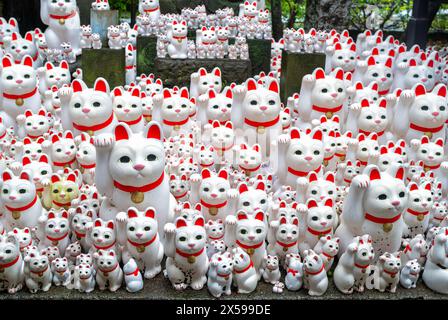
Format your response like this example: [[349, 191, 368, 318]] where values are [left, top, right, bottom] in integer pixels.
[[207, 251, 233, 297], [123, 258, 143, 293], [0, 234, 24, 294], [167, 20, 187, 59], [93, 249, 123, 292]]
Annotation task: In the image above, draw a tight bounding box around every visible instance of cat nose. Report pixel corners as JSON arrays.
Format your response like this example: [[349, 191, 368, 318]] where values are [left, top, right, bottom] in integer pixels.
[[432, 112, 439, 116], [210, 193, 217, 198], [331, 93, 337, 98], [321, 222, 327, 226], [9, 196, 16, 200], [188, 243, 195, 248], [82, 107, 90, 114], [421, 78, 427, 82], [375, 120, 381, 124], [260, 106, 267, 111], [133, 164, 145, 171], [65, 151, 71, 155], [381, 77, 387, 82], [136, 233, 143, 238], [175, 109, 180, 113], [391, 200, 400, 206], [248, 236, 255, 240], [305, 156, 313, 161], [124, 109, 130, 113], [16, 80, 23, 84]]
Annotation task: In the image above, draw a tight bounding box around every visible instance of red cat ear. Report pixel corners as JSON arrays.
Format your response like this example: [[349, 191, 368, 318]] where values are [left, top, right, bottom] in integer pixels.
[[131, 87, 140, 97], [334, 68, 344, 80], [60, 60, 69, 70], [194, 203, 202, 212], [237, 211, 248, 220], [380, 146, 388, 154], [268, 80, 279, 93], [247, 78, 257, 91], [308, 172, 318, 182], [290, 128, 300, 140], [201, 168, 211, 179], [361, 99, 370, 108], [239, 183, 249, 194], [218, 169, 228, 180], [255, 181, 265, 191], [51, 174, 61, 184], [145, 207, 155, 219], [94, 78, 109, 93], [106, 221, 114, 230], [436, 85, 447, 97], [162, 88, 171, 99], [114, 123, 130, 141], [22, 156, 31, 166], [94, 219, 102, 227], [254, 210, 264, 221], [198, 67, 207, 77], [369, 167, 381, 181], [208, 89, 216, 99], [113, 87, 122, 97], [421, 136, 429, 144], [409, 182, 419, 191], [67, 173, 76, 182], [72, 79, 84, 93], [2, 56, 12, 68], [279, 200, 286, 208], [326, 172, 335, 183], [22, 55, 33, 67], [61, 211, 69, 219], [180, 87, 189, 99], [312, 129, 323, 141], [194, 216, 205, 227], [145, 122, 162, 141], [45, 62, 54, 70], [395, 167, 404, 180], [409, 58, 417, 67], [48, 212, 55, 219], [367, 56, 376, 66], [2, 170, 12, 182], [280, 217, 287, 225], [324, 198, 333, 208], [307, 199, 318, 209], [224, 121, 233, 129], [253, 144, 260, 152], [435, 138, 444, 147], [314, 68, 325, 79], [213, 67, 221, 77]]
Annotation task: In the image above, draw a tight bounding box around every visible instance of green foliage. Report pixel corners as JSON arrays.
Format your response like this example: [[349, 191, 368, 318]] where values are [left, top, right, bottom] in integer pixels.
[[108, 0, 132, 11], [430, 4, 448, 32]]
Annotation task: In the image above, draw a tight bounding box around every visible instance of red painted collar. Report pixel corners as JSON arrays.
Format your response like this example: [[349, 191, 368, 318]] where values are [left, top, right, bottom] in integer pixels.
[[163, 117, 189, 127], [0, 131, 6, 140], [423, 163, 441, 171], [358, 159, 368, 166], [114, 172, 164, 194], [80, 163, 96, 169], [244, 115, 280, 129], [173, 36, 187, 40], [277, 240, 297, 249], [234, 260, 254, 274], [53, 157, 76, 167], [125, 65, 136, 70], [384, 269, 398, 277], [378, 89, 389, 95], [120, 115, 142, 126], [208, 119, 229, 125], [74, 230, 86, 239], [407, 208, 429, 217], [200, 162, 215, 168], [99, 263, 119, 276], [239, 164, 261, 173], [359, 128, 385, 137], [144, 6, 159, 12], [343, 178, 352, 184], [52, 199, 71, 207], [410, 123, 444, 134], [312, 104, 342, 114], [176, 247, 204, 259], [73, 113, 114, 133], [288, 165, 321, 177], [305, 263, 325, 275], [94, 241, 116, 251], [208, 234, 224, 241], [307, 227, 332, 236], [236, 240, 263, 251], [0, 255, 20, 269], [49, 11, 76, 20], [3, 87, 38, 101], [355, 262, 370, 269], [200, 199, 227, 209], [364, 212, 401, 224], [174, 190, 188, 200], [125, 266, 140, 276], [214, 144, 234, 152], [5, 194, 38, 212], [46, 232, 69, 243], [128, 234, 158, 249], [217, 271, 231, 278], [31, 265, 48, 276]]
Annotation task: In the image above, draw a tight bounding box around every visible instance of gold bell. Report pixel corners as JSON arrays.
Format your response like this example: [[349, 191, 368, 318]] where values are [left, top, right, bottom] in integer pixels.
[[339, 155, 346, 161], [137, 246, 145, 253], [246, 248, 255, 256], [209, 207, 218, 216], [187, 256, 196, 264], [383, 223, 393, 233], [257, 126, 265, 134], [144, 115, 152, 122], [216, 149, 223, 156], [325, 111, 333, 119], [174, 125, 180, 131], [417, 214, 425, 222], [131, 191, 144, 204], [323, 159, 329, 167], [283, 247, 288, 252], [12, 211, 21, 220], [37, 191, 43, 198], [0, 268, 4, 273], [52, 241, 58, 246], [424, 132, 433, 139], [424, 166, 430, 172], [87, 130, 94, 136], [16, 98, 24, 106], [59, 18, 65, 25]]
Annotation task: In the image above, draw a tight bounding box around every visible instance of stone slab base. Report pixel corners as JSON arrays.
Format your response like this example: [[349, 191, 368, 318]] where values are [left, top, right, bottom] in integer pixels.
[[81, 48, 125, 89], [247, 39, 271, 76]]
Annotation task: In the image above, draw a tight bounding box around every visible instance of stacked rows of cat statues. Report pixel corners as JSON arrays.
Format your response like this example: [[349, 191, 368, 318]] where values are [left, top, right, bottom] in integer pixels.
[[1, 22, 448, 296]]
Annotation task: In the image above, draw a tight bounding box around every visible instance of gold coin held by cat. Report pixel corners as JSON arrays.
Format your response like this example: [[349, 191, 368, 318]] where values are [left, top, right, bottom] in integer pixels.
[[131, 191, 144, 204], [424, 131, 433, 139], [383, 223, 393, 233], [257, 126, 265, 134], [12, 211, 21, 220], [59, 18, 65, 25], [187, 256, 196, 264], [417, 214, 424, 221], [209, 207, 218, 216], [16, 98, 24, 106]]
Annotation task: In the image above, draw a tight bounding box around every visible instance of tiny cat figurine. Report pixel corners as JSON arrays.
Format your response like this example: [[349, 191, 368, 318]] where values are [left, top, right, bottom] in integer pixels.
[[123, 258, 144, 293], [24, 251, 52, 293], [73, 262, 95, 293], [231, 247, 258, 294], [333, 235, 374, 294], [116, 207, 164, 279], [303, 249, 328, 296], [402, 182, 433, 238], [43, 172, 79, 210], [167, 20, 187, 59], [314, 235, 340, 271], [190, 67, 222, 99], [37, 210, 71, 254], [0, 234, 25, 294], [401, 234, 429, 267], [284, 253, 303, 291], [366, 251, 401, 293], [207, 251, 233, 298], [267, 216, 299, 262], [86, 218, 120, 261], [164, 216, 209, 291], [400, 259, 420, 289], [93, 249, 123, 292], [51, 257, 70, 287], [262, 255, 281, 284], [16, 108, 51, 140], [112, 87, 145, 133]]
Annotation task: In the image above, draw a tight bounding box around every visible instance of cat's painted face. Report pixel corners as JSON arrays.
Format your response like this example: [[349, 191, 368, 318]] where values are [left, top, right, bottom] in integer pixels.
[[379, 252, 401, 272], [51, 131, 76, 163], [306, 172, 337, 203], [23, 109, 50, 137], [145, 78, 163, 96], [23, 137, 45, 161], [44, 210, 69, 238], [199, 169, 230, 204], [174, 216, 206, 253], [238, 144, 262, 171], [243, 1, 258, 17], [47, 0, 77, 14], [43, 61, 71, 89], [197, 67, 222, 96], [354, 133, 379, 162], [205, 219, 224, 240], [169, 174, 189, 197], [198, 146, 216, 166], [306, 199, 336, 231], [161, 88, 190, 121], [69, 78, 113, 126], [378, 147, 404, 172], [362, 56, 393, 93], [217, 27, 230, 41], [5, 32, 37, 63], [235, 211, 266, 245], [232, 247, 251, 267], [404, 59, 436, 90], [303, 250, 322, 272], [407, 182, 433, 213], [351, 81, 380, 105], [331, 42, 357, 72], [140, 0, 159, 9], [10, 227, 32, 250], [172, 20, 187, 37], [276, 217, 299, 243], [91, 219, 116, 247], [286, 129, 324, 170], [52, 257, 68, 272], [320, 235, 339, 256], [310, 68, 347, 109], [76, 138, 96, 165], [357, 99, 388, 133], [22, 154, 52, 187], [408, 83, 447, 127], [243, 78, 281, 121], [200, 27, 217, 44], [71, 208, 93, 235], [237, 182, 268, 213], [26, 253, 49, 271], [0, 18, 19, 44], [125, 208, 158, 243], [363, 165, 408, 217], [205, 87, 232, 122], [50, 173, 79, 204], [81, 25, 92, 36], [1, 170, 36, 206], [95, 249, 118, 268], [210, 121, 234, 151], [110, 123, 165, 186], [414, 137, 444, 166], [112, 87, 142, 122], [353, 235, 375, 265], [0, 235, 20, 264], [1, 55, 37, 95], [76, 253, 93, 266]]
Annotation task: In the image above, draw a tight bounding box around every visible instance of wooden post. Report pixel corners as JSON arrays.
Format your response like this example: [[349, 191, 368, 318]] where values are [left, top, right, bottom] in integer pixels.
[[406, 0, 429, 49]]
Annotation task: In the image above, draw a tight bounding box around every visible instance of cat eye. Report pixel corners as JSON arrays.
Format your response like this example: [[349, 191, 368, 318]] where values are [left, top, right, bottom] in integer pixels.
[[104, 235, 110, 239], [250, 100, 257, 105], [313, 150, 320, 155], [24, 74, 30, 79], [93, 102, 101, 107], [203, 187, 209, 192], [428, 75, 433, 79], [256, 229, 262, 234], [440, 106, 446, 111], [53, 189, 59, 193], [378, 194, 387, 200], [337, 88, 343, 93], [181, 104, 187, 108], [311, 216, 318, 221], [240, 230, 247, 234], [383, 161, 389, 165], [372, 73, 378, 77], [421, 106, 429, 111], [67, 188, 73, 192], [195, 235, 202, 240], [281, 230, 286, 234], [321, 88, 328, 93], [326, 215, 332, 219], [166, 105, 173, 109], [268, 100, 276, 105], [2, 189, 8, 194], [83, 151, 88, 155], [295, 150, 302, 155], [48, 224, 54, 228], [243, 201, 250, 206], [361, 148, 367, 151], [260, 199, 266, 204], [219, 188, 225, 192], [366, 115, 372, 120], [129, 227, 135, 231], [146, 154, 157, 161], [414, 198, 420, 202], [116, 104, 123, 109], [212, 105, 219, 109], [386, 73, 391, 78], [74, 103, 81, 108], [226, 104, 231, 108], [144, 226, 150, 231], [311, 190, 317, 195], [421, 150, 427, 154], [119, 156, 131, 163], [179, 236, 187, 241], [5, 250, 11, 254], [413, 74, 419, 78], [6, 75, 13, 80]]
